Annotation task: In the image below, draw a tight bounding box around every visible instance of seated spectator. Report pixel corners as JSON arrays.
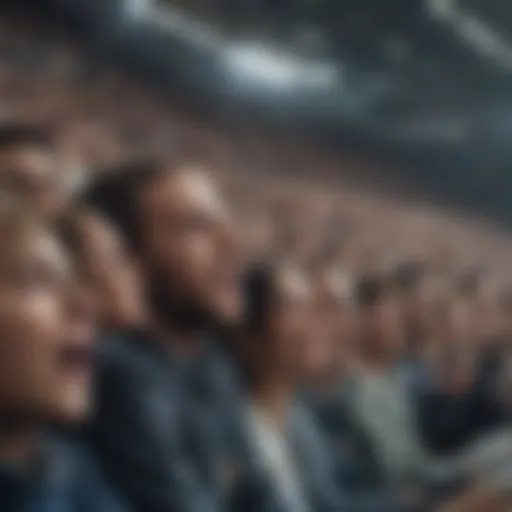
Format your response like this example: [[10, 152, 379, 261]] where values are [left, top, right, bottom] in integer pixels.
[[0, 123, 68, 219], [0, 203, 127, 511], [87, 158, 246, 512], [305, 266, 423, 511], [304, 265, 375, 474], [235, 262, 469, 512], [346, 273, 436, 489], [233, 262, 344, 512], [416, 290, 507, 458], [346, 274, 510, 510]]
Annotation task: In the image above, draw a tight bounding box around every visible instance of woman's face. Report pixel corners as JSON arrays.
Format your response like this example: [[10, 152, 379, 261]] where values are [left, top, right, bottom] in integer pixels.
[[309, 268, 356, 381], [0, 222, 95, 423], [265, 265, 316, 379]]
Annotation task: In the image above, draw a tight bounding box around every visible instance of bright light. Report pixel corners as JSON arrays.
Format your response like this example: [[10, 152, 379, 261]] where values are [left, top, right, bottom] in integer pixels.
[[225, 44, 301, 87], [224, 43, 338, 89]]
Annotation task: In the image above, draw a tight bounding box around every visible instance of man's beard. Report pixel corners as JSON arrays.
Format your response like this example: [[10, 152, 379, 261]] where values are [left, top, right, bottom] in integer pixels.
[[0, 407, 47, 430], [147, 271, 217, 333]]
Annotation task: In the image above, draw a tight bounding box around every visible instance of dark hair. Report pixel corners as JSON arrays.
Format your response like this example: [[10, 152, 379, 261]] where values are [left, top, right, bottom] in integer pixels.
[[243, 263, 277, 335], [80, 158, 170, 251], [0, 123, 53, 152], [355, 274, 395, 307], [392, 261, 425, 293]]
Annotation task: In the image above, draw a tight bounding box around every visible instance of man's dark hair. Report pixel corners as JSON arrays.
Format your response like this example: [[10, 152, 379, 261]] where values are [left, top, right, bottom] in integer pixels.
[[355, 273, 395, 307], [80, 158, 171, 251], [244, 263, 277, 335], [0, 123, 53, 152]]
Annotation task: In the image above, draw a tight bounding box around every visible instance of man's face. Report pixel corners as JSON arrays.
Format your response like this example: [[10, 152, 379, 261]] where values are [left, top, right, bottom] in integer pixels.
[[0, 225, 95, 423], [0, 145, 64, 219], [139, 167, 244, 326]]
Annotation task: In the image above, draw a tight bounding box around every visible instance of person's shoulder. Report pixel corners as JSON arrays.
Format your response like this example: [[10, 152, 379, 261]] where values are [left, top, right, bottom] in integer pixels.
[[48, 437, 130, 511], [94, 329, 178, 405], [97, 329, 170, 377]]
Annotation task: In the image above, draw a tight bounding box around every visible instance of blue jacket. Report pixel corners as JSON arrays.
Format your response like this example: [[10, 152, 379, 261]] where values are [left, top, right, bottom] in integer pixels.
[[90, 329, 242, 512], [0, 437, 127, 512]]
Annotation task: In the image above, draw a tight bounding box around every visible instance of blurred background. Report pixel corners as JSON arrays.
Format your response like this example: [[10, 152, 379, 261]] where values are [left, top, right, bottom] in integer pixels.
[[3, 0, 512, 271], [1, 1, 512, 510]]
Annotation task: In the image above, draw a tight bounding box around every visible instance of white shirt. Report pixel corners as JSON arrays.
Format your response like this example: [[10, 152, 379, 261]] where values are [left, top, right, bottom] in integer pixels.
[[246, 404, 310, 512], [350, 368, 432, 485]]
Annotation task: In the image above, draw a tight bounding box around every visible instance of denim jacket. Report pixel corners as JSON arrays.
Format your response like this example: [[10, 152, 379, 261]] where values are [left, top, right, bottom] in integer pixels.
[[0, 436, 127, 512]]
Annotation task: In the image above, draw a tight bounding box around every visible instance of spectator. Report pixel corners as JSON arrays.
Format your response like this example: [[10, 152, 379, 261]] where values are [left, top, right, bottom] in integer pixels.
[[0, 203, 127, 512], [233, 262, 343, 512], [306, 266, 424, 512], [346, 272, 435, 488], [88, 158, 246, 512], [416, 288, 507, 458]]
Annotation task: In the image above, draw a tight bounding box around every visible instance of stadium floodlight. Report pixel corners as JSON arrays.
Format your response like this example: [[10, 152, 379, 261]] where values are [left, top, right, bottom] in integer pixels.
[[223, 42, 338, 90], [224, 43, 302, 87]]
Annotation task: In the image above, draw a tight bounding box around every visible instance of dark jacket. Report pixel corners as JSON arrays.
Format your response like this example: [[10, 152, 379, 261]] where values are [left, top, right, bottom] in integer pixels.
[[90, 330, 242, 512], [0, 437, 126, 512], [417, 377, 507, 457], [233, 395, 417, 512], [306, 384, 381, 488], [305, 384, 420, 512]]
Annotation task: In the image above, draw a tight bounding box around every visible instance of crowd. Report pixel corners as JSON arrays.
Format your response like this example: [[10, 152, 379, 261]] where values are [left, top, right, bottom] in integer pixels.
[[0, 9, 511, 512]]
